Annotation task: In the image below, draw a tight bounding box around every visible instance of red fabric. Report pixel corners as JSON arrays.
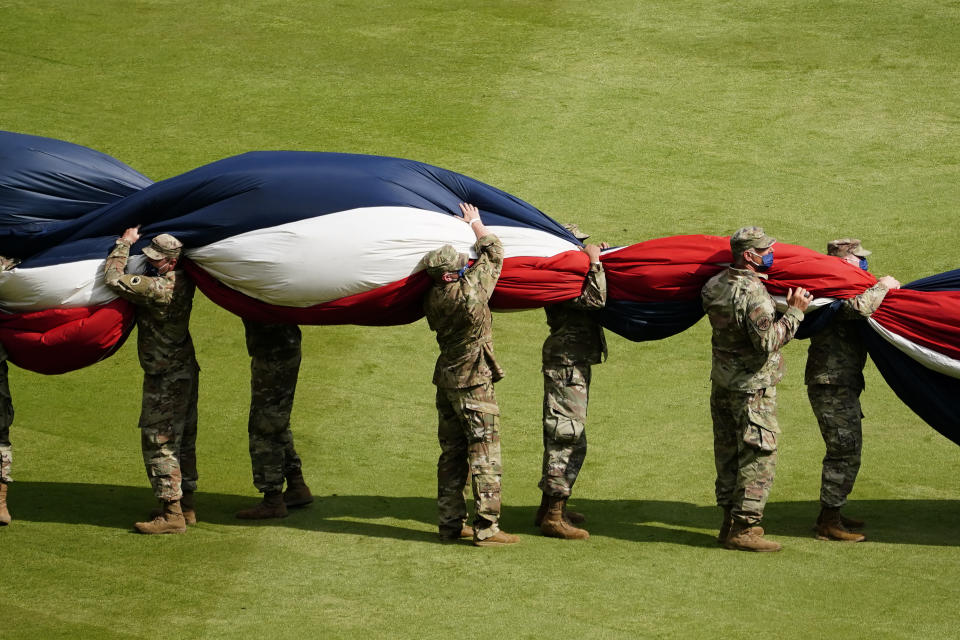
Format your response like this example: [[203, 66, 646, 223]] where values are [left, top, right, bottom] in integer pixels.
[[871, 289, 960, 361], [0, 299, 134, 374], [4, 235, 954, 374], [184, 259, 433, 326], [602, 235, 878, 302]]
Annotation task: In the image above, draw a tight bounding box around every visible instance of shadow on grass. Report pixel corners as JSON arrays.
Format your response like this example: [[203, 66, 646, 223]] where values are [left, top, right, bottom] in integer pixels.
[[7, 481, 960, 547]]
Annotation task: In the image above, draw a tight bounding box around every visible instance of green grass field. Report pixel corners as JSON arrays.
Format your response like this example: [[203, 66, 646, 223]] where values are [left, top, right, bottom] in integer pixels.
[[2, 1, 959, 638]]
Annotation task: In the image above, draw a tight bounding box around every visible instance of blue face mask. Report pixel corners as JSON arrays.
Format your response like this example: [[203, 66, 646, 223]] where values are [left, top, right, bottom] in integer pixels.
[[755, 251, 774, 270], [858, 257, 868, 271]]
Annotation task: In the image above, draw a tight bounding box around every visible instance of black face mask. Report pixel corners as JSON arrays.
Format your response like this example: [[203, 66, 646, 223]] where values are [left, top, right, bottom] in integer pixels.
[[143, 264, 160, 277]]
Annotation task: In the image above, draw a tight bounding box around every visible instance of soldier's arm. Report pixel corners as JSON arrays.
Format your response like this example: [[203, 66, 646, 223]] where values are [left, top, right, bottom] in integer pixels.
[[839, 280, 893, 320], [103, 240, 132, 291], [0, 256, 19, 272], [114, 273, 176, 306], [571, 245, 607, 310], [745, 295, 804, 355], [464, 234, 504, 303]]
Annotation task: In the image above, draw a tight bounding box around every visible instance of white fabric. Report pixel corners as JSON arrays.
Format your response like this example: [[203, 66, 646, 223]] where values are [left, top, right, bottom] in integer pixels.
[[867, 317, 960, 379], [0, 255, 146, 312], [187, 207, 579, 307]]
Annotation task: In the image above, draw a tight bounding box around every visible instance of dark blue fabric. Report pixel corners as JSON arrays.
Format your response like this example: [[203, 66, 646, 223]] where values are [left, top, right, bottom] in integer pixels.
[[902, 268, 960, 292], [856, 270, 960, 445], [595, 299, 705, 342], [795, 300, 845, 340], [861, 323, 960, 446], [0, 131, 577, 267]]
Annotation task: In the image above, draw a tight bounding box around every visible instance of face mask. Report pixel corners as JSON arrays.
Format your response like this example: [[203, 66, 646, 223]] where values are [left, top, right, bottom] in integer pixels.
[[456, 263, 470, 278], [143, 264, 160, 277], [753, 251, 774, 271], [858, 257, 868, 271]]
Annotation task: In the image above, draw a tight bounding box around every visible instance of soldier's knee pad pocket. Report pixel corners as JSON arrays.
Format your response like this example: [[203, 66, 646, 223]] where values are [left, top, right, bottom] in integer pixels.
[[544, 416, 582, 443], [743, 423, 777, 453]]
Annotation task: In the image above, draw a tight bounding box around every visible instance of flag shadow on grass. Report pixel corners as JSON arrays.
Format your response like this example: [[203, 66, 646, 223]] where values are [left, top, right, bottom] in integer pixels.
[[8, 482, 960, 547]]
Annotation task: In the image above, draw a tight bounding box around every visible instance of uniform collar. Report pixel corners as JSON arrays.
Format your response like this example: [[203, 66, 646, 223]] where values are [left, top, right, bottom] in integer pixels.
[[727, 265, 767, 280]]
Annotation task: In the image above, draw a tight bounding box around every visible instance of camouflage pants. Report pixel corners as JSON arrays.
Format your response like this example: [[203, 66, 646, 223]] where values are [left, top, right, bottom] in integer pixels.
[[0, 350, 13, 483], [436, 382, 502, 540], [539, 364, 590, 498], [710, 384, 779, 526], [808, 384, 863, 508], [244, 320, 304, 494], [139, 365, 200, 501]]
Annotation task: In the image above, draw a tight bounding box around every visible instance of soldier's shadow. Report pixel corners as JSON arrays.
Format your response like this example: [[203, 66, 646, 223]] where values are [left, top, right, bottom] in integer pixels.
[[8, 482, 960, 547]]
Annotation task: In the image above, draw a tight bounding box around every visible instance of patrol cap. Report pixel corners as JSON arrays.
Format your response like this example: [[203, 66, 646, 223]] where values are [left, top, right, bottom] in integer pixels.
[[730, 226, 776, 257], [423, 244, 469, 280], [563, 223, 590, 241], [142, 234, 183, 261], [827, 238, 871, 258]]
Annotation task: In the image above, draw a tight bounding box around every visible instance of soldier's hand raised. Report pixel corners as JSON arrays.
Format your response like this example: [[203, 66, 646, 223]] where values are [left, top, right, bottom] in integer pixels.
[[786, 287, 812, 312], [121, 226, 141, 245], [879, 275, 901, 290]]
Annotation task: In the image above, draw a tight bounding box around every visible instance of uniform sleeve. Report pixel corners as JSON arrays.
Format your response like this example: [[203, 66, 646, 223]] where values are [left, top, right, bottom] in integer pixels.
[[111, 274, 175, 306], [571, 262, 607, 310], [463, 233, 504, 303], [839, 282, 889, 320], [745, 296, 803, 355], [103, 241, 131, 291]]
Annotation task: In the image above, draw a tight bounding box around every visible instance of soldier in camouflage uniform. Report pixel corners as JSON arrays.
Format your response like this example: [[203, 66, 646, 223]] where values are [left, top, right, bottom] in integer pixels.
[[535, 225, 608, 541], [105, 228, 199, 535], [235, 319, 313, 519], [701, 226, 811, 552], [423, 202, 518, 547], [806, 239, 900, 542], [0, 255, 19, 525]]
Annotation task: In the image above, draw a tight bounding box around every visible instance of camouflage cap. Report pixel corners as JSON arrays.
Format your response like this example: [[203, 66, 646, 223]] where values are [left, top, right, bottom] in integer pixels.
[[423, 244, 469, 280], [827, 238, 871, 258], [563, 223, 590, 241], [730, 226, 776, 257], [142, 234, 182, 260]]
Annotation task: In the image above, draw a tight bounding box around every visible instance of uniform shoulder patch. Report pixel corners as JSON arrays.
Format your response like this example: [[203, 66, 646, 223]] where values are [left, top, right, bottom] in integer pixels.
[[756, 316, 772, 331]]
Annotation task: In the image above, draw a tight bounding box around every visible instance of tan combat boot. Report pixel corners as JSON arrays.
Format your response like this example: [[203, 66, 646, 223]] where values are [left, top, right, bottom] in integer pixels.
[[473, 530, 521, 547], [0, 482, 11, 526], [135, 500, 187, 534], [181, 491, 197, 525], [438, 523, 476, 543], [839, 511, 865, 530], [283, 472, 314, 508], [236, 490, 288, 520], [534, 493, 586, 526], [563, 498, 586, 525], [717, 507, 732, 544], [815, 507, 866, 542], [724, 522, 782, 552], [150, 491, 197, 525], [540, 496, 589, 540], [534, 493, 550, 526]]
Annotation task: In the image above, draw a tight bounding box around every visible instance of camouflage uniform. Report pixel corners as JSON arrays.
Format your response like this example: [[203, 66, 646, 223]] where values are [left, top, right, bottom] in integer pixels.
[[701, 266, 803, 525], [0, 343, 12, 485], [243, 319, 304, 494], [806, 278, 889, 508], [0, 258, 17, 484], [424, 234, 505, 541], [104, 240, 199, 502], [540, 261, 606, 498]]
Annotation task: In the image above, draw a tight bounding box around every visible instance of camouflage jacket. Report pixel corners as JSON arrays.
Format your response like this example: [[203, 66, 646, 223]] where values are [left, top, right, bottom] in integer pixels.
[[701, 266, 804, 391], [543, 262, 607, 367], [424, 234, 505, 389], [104, 241, 198, 377], [805, 281, 889, 389]]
